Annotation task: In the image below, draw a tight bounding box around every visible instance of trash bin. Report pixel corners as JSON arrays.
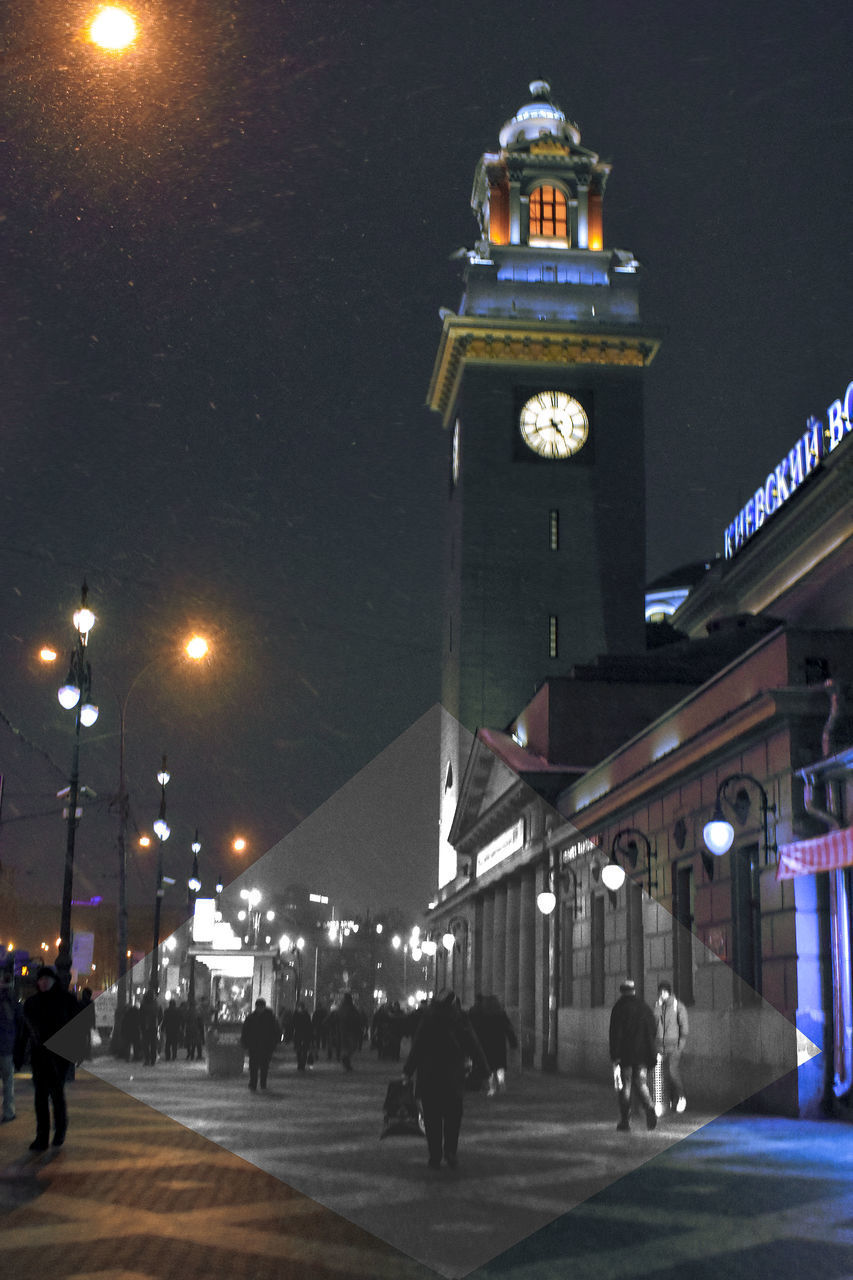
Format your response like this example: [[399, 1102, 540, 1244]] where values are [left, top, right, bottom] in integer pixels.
[[206, 1023, 245, 1077]]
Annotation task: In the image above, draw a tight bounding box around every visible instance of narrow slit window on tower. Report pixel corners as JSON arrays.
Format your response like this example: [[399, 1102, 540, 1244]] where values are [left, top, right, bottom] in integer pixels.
[[549, 509, 559, 550], [549, 614, 558, 658], [529, 185, 568, 241]]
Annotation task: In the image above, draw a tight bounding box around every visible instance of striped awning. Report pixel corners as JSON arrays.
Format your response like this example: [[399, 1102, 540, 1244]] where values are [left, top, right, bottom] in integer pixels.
[[777, 827, 853, 880]]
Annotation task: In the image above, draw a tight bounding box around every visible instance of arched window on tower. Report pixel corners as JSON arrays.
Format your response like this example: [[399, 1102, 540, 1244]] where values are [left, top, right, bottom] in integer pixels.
[[528, 185, 569, 246]]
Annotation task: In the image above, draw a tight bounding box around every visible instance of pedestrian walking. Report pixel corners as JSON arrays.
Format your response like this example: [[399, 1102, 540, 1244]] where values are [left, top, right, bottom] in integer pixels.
[[184, 1003, 205, 1060], [0, 967, 23, 1124], [16, 964, 79, 1150], [73, 987, 96, 1064], [468, 994, 518, 1095], [160, 999, 184, 1062], [311, 1003, 328, 1055], [139, 991, 159, 1066], [292, 1001, 313, 1071], [120, 1000, 143, 1062], [240, 998, 281, 1090], [402, 989, 490, 1170], [609, 977, 658, 1132], [337, 992, 362, 1072], [654, 979, 689, 1113]]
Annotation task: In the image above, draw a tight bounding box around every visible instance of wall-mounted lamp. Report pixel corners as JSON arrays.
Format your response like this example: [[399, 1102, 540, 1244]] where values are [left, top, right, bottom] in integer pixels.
[[602, 829, 657, 895], [703, 773, 776, 864], [536, 862, 580, 918]]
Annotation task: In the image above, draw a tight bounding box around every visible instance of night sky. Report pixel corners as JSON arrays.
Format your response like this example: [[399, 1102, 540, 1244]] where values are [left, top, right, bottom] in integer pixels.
[[2, 1, 852, 930]]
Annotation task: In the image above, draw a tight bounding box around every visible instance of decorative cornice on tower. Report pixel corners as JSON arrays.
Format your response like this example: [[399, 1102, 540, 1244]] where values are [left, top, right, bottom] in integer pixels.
[[427, 315, 660, 427]]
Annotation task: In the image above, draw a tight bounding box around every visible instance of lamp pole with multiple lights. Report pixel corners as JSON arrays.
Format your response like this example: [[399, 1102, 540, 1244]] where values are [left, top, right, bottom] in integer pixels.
[[55, 582, 99, 989], [111, 634, 209, 1038], [148, 758, 171, 996], [186, 830, 201, 1008]]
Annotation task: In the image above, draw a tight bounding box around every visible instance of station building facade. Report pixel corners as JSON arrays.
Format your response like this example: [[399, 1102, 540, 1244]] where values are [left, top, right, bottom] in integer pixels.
[[429, 349, 853, 1119]]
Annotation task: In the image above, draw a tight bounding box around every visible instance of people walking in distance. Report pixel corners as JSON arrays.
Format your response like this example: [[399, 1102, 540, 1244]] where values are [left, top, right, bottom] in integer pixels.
[[654, 979, 689, 1114], [160, 998, 183, 1062], [240, 998, 281, 1091], [337, 992, 362, 1072], [139, 991, 159, 1066], [322, 1004, 339, 1061], [292, 1001, 313, 1071], [0, 966, 23, 1123], [184, 1003, 205, 1061], [403, 988, 490, 1170], [609, 978, 658, 1132], [468, 994, 518, 1096], [120, 1000, 143, 1062], [16, 964, 79, 1151], [73, 987, 96, 1064], [311, 1003, 328, 1056]]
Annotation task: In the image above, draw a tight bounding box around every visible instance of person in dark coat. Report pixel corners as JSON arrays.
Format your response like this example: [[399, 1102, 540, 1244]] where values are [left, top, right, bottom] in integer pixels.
[[609, 978, 657, 1132], [403, 989, 490, 1169], [292, 1001, 313, 1071], [336, 992, 362, 1071], [120, 1001, 143, 1062], [0, 967, 23, 1123], [184, 1002, 205, 1060], [73, 987, 96, 1064], [139, 991, 159, 1066], [240, 998, 281, 1090], [468, 994, 518, 1095], [160, 999, 184, 1062], [17, 964, 79, 1150], [311, 1003, 328, 1054]]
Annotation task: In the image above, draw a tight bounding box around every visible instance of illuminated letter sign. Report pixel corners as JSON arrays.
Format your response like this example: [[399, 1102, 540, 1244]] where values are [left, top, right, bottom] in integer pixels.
[[724, 381, 852, 558], [476, 818, 525, 876]]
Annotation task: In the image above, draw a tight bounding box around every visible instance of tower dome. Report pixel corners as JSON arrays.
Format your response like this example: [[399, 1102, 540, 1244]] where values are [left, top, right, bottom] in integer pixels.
[[498, 81, 581, 150]]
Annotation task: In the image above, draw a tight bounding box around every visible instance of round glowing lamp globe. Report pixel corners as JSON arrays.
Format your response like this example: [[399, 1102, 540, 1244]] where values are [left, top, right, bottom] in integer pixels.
[[58, 683, 81, 710], [88, 7, 138, 51], [703, 815, 735, 856], [601, 860, 626, 892], [536, 889, 557, 915]]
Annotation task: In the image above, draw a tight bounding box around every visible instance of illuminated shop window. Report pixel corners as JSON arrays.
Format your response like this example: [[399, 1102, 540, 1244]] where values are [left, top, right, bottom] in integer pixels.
[[549, 509, 559, 550], [549, 614, 558, 658], [529, 186, 568, 243]]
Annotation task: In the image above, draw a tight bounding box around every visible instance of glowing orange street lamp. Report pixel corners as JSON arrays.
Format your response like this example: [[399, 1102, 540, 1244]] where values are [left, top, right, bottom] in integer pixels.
[[185, 635, 209, 662], [87, 7, 138, 52], [232, 836, 247, 854]]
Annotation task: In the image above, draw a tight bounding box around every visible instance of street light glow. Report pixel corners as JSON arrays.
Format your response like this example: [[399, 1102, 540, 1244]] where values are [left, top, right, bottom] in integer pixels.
[[232, 837, 247, 853], [40, 647, 58, 663], [88, 6, 138, 51], [185, 635, 209, 661]]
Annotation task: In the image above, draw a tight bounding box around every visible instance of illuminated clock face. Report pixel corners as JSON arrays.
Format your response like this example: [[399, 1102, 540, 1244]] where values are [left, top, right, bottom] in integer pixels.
[[519, 391, 589, 458]]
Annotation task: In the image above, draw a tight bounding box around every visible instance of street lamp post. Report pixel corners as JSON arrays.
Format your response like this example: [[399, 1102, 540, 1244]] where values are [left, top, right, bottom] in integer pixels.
[[148, 757, 171, 996], [112, 634, 209, 1040], [56, 582, 99, 989], [187, 830, 201, 1009]]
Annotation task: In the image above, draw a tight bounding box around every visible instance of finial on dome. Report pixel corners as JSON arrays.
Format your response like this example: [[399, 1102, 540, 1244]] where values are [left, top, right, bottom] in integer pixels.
[[529, 80, 551, 99]]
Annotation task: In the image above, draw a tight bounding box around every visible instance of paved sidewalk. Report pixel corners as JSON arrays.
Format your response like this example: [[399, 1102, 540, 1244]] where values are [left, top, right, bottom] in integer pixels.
[[1, 1050, 851, 1279]]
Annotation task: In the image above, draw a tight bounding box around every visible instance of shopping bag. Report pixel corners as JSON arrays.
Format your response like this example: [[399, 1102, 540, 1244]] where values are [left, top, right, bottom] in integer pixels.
[[380, 1078, 426, 1139]]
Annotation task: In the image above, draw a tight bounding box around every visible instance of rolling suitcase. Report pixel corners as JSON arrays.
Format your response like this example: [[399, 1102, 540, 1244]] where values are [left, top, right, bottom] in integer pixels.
[[380, 1078, 426, 1139]]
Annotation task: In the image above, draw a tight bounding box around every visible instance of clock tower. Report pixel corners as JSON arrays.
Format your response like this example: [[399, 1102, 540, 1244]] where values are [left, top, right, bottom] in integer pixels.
[[428, 81, 659, 747]]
